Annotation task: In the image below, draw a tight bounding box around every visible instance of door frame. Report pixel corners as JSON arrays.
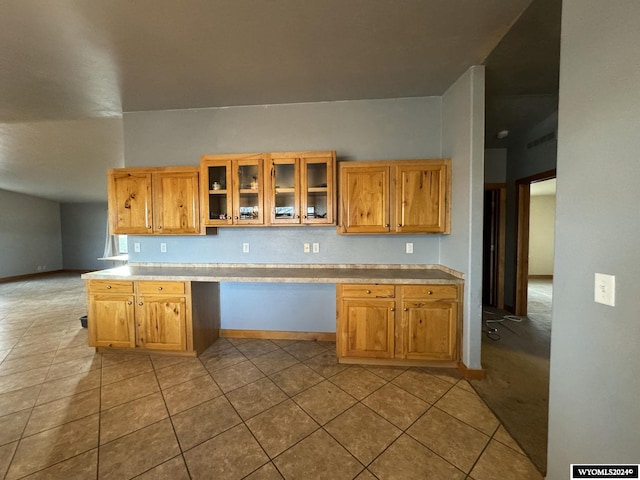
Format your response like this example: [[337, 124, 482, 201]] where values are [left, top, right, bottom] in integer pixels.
[[484, 183, 506, 309], [514, 169, 556, 316]]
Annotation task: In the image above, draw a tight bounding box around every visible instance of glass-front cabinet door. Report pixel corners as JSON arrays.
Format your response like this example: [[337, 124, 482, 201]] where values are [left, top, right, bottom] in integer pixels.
[[270, 157, 300, 224], [233, 158, 264, 225], [301, 156, 334, 225], [201, 160, 233, 226]]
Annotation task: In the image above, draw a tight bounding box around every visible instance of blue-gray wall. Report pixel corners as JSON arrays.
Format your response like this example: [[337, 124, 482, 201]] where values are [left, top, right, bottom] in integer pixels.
[[547, 0, 640, 475], [60, 202, 109, 271], [0, 189, 63, 278]]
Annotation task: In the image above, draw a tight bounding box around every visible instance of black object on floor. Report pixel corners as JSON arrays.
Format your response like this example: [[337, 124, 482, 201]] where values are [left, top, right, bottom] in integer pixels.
[[80, 315, 88, 328]]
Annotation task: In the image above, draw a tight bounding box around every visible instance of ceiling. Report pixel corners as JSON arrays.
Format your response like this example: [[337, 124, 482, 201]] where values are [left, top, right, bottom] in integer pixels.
[[0, 0, 559, 203]]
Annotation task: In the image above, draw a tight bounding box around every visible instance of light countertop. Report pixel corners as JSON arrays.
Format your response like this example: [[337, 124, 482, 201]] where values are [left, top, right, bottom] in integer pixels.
[[81, 263, 463, 285]]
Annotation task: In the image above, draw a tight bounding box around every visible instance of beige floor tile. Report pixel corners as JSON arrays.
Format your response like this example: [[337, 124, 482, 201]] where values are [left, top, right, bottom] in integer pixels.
[[149, 353, 192, 370], [0, 442, 18, 479], [101, 352, 147, 368], [199, 337, 234, 356], [413, 366, 463, 385], [36, 369, 101, 405], [303, 350, 350, 378], [364, 365, 408, 381], [161, 374, 223, 415], [246, 399, 319, 458], [435, 384, 500, 436], [494, 424, 526, 454], [0, 385, 41, 417], [98, 419, 180, 480], [236, 339, 280, 358], [369, 434, 466, 480], [210, 360, 265, 392], [202, 346, 248, 372], [100, 392, 168, 444], [101, 355, 154, 385], [52, 344, 98, 364], [21, 449, 97, 479], [392, 369, 453, 404], [282, 340, 327, 360], [244, 462, 284, 479], [355, 469, 377, 479], [155, 359, 208, 390], [325, 403, 402, 465], [329, 366, 387, 400], [250, 349, 299, 375], [8, 340, 60, 359], [183, 424, 269, 480], [0, 351, 54, 377], [274, 429, 363, 480], [407, 407, 490, 473], [269, 362, 324, 396], [100, 372, 160, 410], [45, 355, 102, 382], [6, 414, 99, 480], [135, 455, 190, 480], [362, 382, 429, 430], [456, 378, 476, 393], [171, 395, 242, 450], [0, 366, 49, 395], [24, 388, 100, 436], [293, 380, 357, 425], [470, 439, 543, 480], [226, 377, 288, 420], [0, 410, 30, 446]]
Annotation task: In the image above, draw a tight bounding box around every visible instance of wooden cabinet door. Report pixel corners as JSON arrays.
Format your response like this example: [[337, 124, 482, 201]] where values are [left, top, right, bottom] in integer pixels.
[[339, 166, 390, 234], [108, 171, 153, 234], [268, 156, 301, 224], [401, 300, 457, 361], [153, 170, 200, 234], [135, 295, 187, 351], [396, 163, 448, 233], [301, 155, 335, 225], [201, 159, 234, 226], [339, 298, 395, 358], [233, 158, 265, 225], [88, 294, 135, 348]]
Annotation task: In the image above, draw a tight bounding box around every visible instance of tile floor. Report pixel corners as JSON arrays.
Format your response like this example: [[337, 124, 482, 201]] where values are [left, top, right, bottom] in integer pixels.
[[0, 273, 543, 479]]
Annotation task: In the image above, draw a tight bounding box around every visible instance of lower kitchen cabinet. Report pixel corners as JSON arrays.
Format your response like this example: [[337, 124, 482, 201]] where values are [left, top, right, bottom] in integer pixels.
[[86, 280, 219, 355], [337, 283, 461, 365]]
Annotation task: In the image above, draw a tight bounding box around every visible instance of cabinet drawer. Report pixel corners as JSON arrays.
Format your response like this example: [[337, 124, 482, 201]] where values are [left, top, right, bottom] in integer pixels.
[[401, 285, 458, 300], [88, 280, 134, 294], [137, 281, 186, 295], [340, 284, 395, 298]]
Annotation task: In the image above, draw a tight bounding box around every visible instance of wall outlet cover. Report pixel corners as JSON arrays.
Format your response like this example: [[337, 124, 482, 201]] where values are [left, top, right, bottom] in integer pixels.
[[594, 273, 615, 307]]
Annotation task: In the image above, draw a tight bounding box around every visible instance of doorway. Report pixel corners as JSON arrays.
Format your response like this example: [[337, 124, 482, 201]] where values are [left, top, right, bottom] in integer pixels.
[[482, 184, 506, 309], [515, 170, 556, 316]]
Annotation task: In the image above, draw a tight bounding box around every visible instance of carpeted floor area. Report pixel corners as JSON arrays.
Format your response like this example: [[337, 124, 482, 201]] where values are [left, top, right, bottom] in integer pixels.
[[471, 278, 552, 475]]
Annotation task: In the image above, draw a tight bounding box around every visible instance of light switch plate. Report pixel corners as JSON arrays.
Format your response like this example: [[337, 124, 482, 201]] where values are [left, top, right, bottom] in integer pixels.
[[312, 243, 319, 253], [594, 273, 615, 306], [243, 243, 250, 253], [406, 243, 414, 254], [134, 243, 140, 253], [160, 243, 167, 253]]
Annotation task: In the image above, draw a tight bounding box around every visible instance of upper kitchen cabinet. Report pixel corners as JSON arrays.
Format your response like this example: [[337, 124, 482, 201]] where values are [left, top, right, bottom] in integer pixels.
[[338, 159, 451, 234], [200, 153, 266, 227], [267, 151, 336, 226], [108, 166, 201, 235]]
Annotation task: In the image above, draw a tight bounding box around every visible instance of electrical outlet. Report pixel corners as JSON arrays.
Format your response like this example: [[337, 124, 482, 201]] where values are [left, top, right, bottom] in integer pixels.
[[406, 243, 414, 254], [160, 243, 167, 253], [303, 243, 310, 253], [594, 273, 615, 306], [243, 243, 250, 253], [312, 243, 320, 253], [134, 242, 141, 253]]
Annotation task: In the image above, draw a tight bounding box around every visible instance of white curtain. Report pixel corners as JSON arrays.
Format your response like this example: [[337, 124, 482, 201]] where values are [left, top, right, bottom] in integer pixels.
[[102, 220, 118, 258]]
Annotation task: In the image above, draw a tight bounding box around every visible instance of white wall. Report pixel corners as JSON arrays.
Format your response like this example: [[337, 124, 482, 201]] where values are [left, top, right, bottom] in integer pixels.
[[547, 1, 640, 476], [0, 189, 63, 278], [440, 65, 485, 369], [528, 194, 555, 276]]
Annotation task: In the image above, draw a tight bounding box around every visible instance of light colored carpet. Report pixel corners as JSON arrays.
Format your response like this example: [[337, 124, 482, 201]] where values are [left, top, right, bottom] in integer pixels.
[[471, 279, 552, 475]]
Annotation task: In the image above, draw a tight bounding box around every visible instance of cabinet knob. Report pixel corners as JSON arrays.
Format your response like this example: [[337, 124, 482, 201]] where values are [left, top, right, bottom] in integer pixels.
[[138, 302, 143, 306], [390, 308, 395, 312], [157, 287, 163, 291], [427, 291, 433, 295], [235, 216, 239, 220], [403, 307, 408, 311], [127, 301, 133, 305], [384, 224, 390, 228], [366, 289, 371, 294], [158, 226, 162, 229], [106, 285, 112, 289], [303, 215, 307, 219], [397, 224, 402, 227], [147, 225, 152, 229]]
